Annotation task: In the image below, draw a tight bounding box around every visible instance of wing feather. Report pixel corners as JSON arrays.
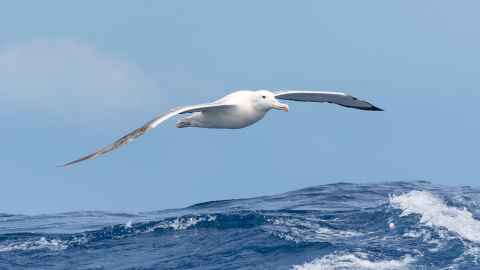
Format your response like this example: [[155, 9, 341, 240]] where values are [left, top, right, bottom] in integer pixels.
[[274, 91, 383, 111], [60, 103, 235, 167]]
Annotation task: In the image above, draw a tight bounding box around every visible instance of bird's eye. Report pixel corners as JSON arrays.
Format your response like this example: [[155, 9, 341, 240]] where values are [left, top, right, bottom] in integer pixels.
[[262, 95, 266, 99]]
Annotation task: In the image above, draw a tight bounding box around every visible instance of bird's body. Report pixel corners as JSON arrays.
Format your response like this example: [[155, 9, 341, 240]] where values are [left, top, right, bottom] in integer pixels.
[[61, 89, 382, 166], [178, 91, 269, 129]]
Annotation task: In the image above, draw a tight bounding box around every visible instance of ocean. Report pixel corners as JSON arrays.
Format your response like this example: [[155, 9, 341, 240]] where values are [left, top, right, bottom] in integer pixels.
[[1, 181, 479, 270]]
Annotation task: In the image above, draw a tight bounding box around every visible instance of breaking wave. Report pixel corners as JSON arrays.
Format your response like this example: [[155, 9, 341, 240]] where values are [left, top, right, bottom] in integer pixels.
[[390, 190, 480, 242]]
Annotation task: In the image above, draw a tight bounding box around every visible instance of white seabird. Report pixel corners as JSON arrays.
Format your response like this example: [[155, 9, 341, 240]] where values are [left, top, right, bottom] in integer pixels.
[[61, 90, 382, 166]]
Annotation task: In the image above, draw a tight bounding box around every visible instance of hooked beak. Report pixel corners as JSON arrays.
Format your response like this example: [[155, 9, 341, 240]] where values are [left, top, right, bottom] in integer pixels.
[[272, 101, 289, 112]]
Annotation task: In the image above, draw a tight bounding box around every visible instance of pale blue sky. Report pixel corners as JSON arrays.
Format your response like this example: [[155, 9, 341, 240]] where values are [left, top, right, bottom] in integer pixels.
[[1, 1, 479, 214]]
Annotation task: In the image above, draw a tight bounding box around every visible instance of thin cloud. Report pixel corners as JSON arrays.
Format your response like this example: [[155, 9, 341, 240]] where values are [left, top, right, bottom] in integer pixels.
[[0, 39, 161, 121]]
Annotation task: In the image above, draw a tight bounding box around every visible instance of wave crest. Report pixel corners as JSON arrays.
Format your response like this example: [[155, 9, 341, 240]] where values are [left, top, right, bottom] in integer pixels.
[[390, 190, 480, 242]]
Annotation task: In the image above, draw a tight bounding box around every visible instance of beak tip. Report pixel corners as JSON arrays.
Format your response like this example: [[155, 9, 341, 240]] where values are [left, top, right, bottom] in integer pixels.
[[272, 101, 289, 112]]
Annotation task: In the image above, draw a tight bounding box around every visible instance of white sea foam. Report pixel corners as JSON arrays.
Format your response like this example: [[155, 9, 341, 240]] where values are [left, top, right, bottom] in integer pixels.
[[125, 220, 133, 228], [390, 190, 480, 242], [389, 222, 396, 230], [292, 252, 414, 270], [268, 217, 361, 243], [0, 237, 68, 252], [146, 215, 216, 232]]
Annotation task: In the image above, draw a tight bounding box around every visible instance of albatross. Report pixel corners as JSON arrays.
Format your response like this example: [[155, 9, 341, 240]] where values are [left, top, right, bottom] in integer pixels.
[[61, 90, 382, 166]]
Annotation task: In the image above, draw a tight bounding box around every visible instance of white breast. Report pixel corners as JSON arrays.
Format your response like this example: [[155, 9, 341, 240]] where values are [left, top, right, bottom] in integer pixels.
[[192, 91, 267, 129]]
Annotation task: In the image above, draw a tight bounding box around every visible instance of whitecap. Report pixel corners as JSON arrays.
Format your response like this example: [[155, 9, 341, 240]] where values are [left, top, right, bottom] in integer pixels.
[[267, 216, 361, 243], [125, 220, 133, 228], [390, 190, 480, 242], [146, 215, 217, 233], [0, 237, 68, 252], [292, 252, 415, 270]]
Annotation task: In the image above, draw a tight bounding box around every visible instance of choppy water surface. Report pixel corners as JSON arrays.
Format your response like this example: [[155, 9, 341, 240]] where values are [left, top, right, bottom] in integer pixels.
[[2, 181, 480, 270]]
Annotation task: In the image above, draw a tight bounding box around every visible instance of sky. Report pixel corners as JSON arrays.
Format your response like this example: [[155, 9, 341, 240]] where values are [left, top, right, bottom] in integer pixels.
[[1, 1, 479, 214]]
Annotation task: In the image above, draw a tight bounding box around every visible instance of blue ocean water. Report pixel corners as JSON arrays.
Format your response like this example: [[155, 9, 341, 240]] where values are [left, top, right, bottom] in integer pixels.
[[1, 181, 480, 270]]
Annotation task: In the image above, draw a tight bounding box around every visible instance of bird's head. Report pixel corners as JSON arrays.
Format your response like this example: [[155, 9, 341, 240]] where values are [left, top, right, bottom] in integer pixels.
[[253, 90, 289, 112]]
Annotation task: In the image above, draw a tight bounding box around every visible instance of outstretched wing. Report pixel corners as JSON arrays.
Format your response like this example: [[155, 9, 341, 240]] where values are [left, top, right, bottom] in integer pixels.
[[60, 103, 236, 167], [274, 91, 383, 111]]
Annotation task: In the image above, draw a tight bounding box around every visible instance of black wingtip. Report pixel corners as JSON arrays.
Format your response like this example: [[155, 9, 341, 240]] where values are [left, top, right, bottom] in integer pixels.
[[57, 153, 97, 168], [57, 161, 76, 168], [369, 105, 384, 111], [57, 162, 76, 168], [351, 105, 384, 111]]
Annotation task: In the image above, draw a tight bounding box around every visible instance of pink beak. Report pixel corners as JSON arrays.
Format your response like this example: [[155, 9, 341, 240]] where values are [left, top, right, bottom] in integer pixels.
[[272, 101, 289, 112]]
